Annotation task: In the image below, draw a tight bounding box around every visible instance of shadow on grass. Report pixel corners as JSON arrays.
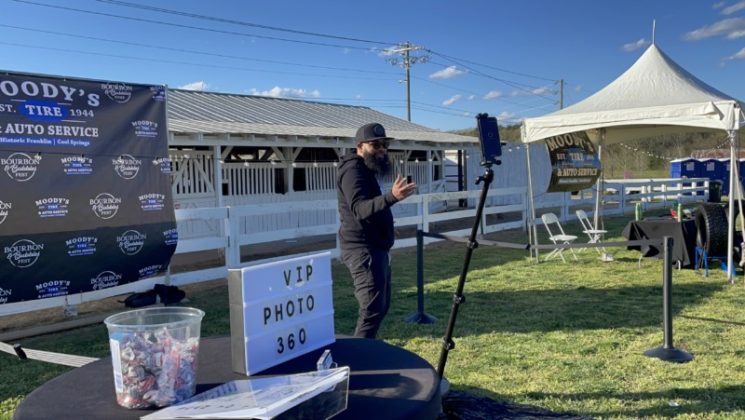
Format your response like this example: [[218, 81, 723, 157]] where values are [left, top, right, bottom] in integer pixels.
[[441, 384, 590, 419], [679, 315, 745, 327], [393, 282, 724, 336], [524, 383, 745, 418]]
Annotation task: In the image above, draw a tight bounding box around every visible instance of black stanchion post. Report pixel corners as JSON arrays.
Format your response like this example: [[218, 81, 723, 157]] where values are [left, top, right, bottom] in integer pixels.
[[405, 229, 437, 324], [436, 167, 494, 378], [644, 236, 693, 363]]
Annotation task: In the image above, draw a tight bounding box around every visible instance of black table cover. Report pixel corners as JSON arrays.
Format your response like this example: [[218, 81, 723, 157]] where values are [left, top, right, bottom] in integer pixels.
[[622, 218, 697, 267], [13, 336, 441, 420]]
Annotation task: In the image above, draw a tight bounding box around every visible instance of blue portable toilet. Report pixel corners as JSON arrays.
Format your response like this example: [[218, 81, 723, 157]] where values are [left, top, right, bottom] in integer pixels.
[[671, 158, 699, 195], [670, 158, 698, 177], [699, 158, 719, 196], [718, 158, 731, 196], [700, 158, 717, 179], [670, 158, 684, 177]]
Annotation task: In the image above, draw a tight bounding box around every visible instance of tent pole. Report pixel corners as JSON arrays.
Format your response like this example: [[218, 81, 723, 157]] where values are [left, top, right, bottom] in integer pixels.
[[525, 143, 539, 260], [727, 130, 737, 284], [593, 130, 605, 230]]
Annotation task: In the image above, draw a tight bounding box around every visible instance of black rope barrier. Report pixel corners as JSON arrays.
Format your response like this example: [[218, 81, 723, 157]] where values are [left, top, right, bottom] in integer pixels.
[[412, 230, 693, 371]]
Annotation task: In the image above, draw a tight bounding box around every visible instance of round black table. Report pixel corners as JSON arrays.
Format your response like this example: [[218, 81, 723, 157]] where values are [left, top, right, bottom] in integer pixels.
[[14, 336, 441, 420]]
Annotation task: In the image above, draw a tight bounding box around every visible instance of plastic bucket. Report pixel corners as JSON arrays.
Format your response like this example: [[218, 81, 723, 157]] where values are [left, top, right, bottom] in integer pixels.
[[103, 307, 205, 409]]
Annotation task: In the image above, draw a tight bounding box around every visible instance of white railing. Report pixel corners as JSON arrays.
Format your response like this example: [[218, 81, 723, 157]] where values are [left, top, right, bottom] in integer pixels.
[[603, 177, 710, 217], [0, 178, 708, 316], [535, 177, 710, 223]]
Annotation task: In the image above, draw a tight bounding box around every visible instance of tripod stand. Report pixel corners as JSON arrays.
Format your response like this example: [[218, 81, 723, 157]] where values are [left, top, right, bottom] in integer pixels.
[[436, 164, 494, 378]]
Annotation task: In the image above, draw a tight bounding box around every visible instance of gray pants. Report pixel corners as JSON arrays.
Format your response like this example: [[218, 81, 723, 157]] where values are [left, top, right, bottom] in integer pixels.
[[341, 247, 391, 339]]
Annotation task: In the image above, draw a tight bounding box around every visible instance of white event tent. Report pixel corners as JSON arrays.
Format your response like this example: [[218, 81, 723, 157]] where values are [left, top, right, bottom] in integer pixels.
[[521, 44, 744, 279]]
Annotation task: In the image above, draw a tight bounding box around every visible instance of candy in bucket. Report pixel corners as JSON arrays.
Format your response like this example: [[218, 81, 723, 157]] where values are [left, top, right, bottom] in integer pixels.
[[104, 307, 205, 409]]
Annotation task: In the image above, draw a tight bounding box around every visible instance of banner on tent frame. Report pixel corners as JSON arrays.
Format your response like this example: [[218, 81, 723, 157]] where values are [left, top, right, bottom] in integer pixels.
[[0, 71, 176, 304], [544, 131, 601, 192]]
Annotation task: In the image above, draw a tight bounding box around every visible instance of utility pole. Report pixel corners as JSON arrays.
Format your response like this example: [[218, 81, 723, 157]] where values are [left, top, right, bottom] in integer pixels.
[[559, 79, 564, 109], [386, 42, 429, 121]]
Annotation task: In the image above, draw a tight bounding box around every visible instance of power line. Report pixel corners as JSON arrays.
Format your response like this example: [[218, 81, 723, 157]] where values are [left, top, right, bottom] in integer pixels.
[[12, 1, 562, 104], [412, 75, 557, 109], [427, 49, 557, 82], [0, 41, 399, 82], [6, 0, 566, 126], [384, 42, 430, 121], [428, 59, 545, 91], [0, 24, 399, 76], [95, 0, 395, 46], [11, 0, 373, 51], [426, 59, 557, 101]]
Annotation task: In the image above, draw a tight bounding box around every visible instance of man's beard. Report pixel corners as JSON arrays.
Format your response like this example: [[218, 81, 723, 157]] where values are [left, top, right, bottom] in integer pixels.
[[363, 152, 391, 175]]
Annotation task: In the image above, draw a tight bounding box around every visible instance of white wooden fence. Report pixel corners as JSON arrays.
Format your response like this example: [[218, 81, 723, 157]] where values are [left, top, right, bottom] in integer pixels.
[[0, 178, 709, 316]]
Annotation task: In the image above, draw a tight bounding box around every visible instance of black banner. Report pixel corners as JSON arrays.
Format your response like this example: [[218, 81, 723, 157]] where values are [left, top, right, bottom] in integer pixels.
[[545, 131, 601, 192], [0, 72, 176, 304]]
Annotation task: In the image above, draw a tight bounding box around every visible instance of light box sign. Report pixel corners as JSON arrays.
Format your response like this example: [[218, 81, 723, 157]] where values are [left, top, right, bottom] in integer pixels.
[[228, 252, 335, 375], [545, 131, 601, 192], [0, 71, 176, 304]]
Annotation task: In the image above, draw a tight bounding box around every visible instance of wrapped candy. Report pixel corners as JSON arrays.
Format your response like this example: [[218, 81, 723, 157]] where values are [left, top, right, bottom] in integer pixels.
[[111, 327, 200, 408]]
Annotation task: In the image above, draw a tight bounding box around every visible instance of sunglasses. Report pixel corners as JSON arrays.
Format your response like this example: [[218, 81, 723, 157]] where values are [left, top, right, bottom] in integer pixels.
[[366, 140, 389, 150]]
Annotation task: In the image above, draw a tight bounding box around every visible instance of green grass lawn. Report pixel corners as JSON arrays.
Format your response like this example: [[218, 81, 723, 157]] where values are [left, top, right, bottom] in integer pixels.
[[3, 215, 745, 419]]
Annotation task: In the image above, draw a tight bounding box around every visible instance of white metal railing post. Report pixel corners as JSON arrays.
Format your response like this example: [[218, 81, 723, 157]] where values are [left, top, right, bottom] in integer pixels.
[[423, 194, 431, 233], [522, 191, 527, 232], [561, 191, 569, 222], [417, 196, 424, 231], [481, 195, 488, 234], [226, 206, 240, 267], [677, 180, 683, 201], [334, 208, 341, 257]]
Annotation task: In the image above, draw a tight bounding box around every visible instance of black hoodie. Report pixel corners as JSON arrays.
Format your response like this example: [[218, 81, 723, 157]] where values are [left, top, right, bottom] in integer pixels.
[[336, 153, 397, 251]]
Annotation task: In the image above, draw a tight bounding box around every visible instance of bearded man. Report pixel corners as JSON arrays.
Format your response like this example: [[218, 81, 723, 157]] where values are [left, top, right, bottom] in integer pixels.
[[336, 122, 417, 339]]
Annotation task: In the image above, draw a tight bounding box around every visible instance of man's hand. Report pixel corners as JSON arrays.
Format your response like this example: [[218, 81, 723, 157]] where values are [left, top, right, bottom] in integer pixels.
[[391, 175, 417, 201]]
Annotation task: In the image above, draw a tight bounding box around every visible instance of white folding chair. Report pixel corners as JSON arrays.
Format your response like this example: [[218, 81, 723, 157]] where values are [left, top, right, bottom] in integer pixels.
[[575, 209, 607, 255], [541, 212, 578, 262]]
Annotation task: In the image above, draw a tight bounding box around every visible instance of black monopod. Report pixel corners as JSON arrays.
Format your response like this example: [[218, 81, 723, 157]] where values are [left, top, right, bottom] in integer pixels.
[[436, 113, 502, 378]]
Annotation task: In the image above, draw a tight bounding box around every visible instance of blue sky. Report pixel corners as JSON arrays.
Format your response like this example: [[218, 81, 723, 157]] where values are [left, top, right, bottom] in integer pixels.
[[2, 0, 744, 132]]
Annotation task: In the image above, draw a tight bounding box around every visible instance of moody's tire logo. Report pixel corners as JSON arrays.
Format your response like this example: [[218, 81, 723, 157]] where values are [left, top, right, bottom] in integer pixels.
[[61, 156, 93, 176], [117, 229, 146, 255], [90, 192, 121, 219], [90, 270, 122, 290], [36, 197, 70, 218], [0, 200, 10, 225], [149, 86, 166, 101], [0, 287, 11, 304], [112, 154, 141, 179], [152, 157, 172, 174], [131, 120, 158, 138], [65, 236, 97, 257], [4, 239, 43, 268], [139, 193, 165, 211], [36, 280, 71, 299], [163, 228, 178, 246], [1, 152, 41, 182], [101, 82, 132, 103]]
